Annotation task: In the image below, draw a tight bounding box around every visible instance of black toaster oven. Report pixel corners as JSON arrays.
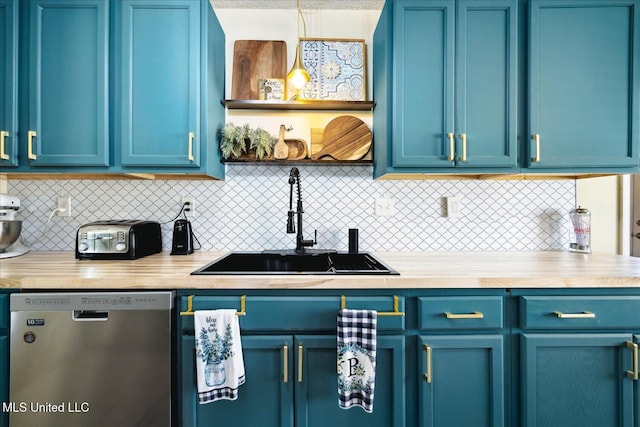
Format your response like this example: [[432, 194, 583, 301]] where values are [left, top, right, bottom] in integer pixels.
[[75, 220, 162, 260]]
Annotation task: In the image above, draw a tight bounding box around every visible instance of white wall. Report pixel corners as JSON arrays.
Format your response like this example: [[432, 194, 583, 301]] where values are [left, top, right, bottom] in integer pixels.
[[576, 176, 621, 254]]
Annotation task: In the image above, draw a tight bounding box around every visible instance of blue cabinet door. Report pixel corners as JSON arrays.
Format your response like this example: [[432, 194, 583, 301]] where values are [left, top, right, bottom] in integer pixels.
[[390, 0, 517, 170], [521, 333, 635, 427], [419, 335, 505, 427], [295, 335, 406, 427], [181, 334, 294, 427], [455, 0, 517, 168], [527, 0, 640, 169], [25, 0, 109, 167], [117, 0, 200, 168], [0, 0, 18, 168], [392, 0, 455, 167]]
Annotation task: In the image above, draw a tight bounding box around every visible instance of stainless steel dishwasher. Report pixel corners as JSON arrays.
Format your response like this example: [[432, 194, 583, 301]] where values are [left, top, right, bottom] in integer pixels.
[[9, 291, 174, 427]]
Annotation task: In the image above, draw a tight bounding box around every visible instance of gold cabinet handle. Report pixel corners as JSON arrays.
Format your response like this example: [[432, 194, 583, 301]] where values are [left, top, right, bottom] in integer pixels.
[[297, 344, 303, 383], [458, 133, 467, 162], [188, 132, 195, 162], [424, 344, 432, 383], [283, 345, 289, 383], [553, 311, 595, 319], [627, 341, 639, 381], [444, 311, 484, 319], [447, 132, 455, 161], [531, 134, 540, 163], [28, 130, 37, 160], [0, 131, 9, 160]]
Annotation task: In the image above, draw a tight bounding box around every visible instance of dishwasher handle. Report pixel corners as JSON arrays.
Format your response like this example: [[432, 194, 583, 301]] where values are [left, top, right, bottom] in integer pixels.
[[73, 310, 109, 321]]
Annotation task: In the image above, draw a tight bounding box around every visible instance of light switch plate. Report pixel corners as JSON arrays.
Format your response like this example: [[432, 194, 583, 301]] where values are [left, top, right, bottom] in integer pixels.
[[446, 196, 460, 217]]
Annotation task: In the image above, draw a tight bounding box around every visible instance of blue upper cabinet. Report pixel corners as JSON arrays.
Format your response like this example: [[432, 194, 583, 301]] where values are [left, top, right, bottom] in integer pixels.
[[114, 0, 225, 177], [392, 0, 455, 168], [527, 0, 640, 171], [10, 0, 225, 177], [116, 0, 201, 168], [0, 0, 18, 168], [23, 0, 109, 167], [455, 0, 518, 169], [374, 0, 518, 177]]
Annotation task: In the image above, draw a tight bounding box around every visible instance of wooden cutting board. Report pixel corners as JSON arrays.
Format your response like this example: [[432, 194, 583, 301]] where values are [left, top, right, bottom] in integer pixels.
[[311, 116, 372, 160], [231, 40, 287, 100]]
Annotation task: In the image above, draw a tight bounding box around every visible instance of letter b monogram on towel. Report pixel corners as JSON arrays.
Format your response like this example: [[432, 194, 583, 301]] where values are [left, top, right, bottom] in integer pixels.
[[348, 357, 359, 376]]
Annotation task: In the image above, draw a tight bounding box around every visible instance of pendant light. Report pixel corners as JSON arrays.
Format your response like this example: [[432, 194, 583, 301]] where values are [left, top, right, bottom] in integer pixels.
[[287, 0, 310, 99]]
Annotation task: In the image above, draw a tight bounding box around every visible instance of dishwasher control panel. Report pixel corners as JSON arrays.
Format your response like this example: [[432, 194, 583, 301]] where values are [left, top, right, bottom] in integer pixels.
[[10, 292, 174, 311]]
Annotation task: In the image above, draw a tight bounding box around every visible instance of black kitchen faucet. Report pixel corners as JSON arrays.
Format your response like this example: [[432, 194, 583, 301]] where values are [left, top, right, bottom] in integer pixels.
[[287, 167, 317, 253]]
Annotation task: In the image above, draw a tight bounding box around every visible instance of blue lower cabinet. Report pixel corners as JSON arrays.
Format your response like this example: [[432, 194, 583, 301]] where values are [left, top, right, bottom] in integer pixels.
[[180, 333, 405, 427], [295, 335, 405, 427], [181, 335, 294, 427], [419, 335, 505, 427], [521, 333, 636, 427]]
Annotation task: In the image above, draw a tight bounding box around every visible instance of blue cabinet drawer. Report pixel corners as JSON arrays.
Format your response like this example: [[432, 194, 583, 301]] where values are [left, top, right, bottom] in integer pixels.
[[180, 295, 405, 332], [520, 296, 640, 329], [417, 296, 503, 330], [0, 294, 7, 330]]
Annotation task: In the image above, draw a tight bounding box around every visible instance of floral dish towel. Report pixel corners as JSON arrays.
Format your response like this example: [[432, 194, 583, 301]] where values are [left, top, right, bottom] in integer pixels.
[[195, 309, 245, 404], [337, 309, 377, 413]]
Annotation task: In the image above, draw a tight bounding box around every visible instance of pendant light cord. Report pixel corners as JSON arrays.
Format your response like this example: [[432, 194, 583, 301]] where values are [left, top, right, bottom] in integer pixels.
[[297, 0, 307, 38]]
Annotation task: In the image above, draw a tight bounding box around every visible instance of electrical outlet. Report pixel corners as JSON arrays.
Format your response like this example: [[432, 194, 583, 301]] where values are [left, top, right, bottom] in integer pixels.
[[181, 197, 195, 218], [375, 197, 396, 217], [57, 196, 72, 217]]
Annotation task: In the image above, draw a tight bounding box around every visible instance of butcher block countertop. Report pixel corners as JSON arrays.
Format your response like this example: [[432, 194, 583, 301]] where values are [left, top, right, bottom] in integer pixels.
[[1, 251, 640, 290]]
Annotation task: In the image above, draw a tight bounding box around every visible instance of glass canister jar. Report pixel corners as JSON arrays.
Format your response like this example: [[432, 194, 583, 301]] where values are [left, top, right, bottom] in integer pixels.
[[568, 206, 591, 253]]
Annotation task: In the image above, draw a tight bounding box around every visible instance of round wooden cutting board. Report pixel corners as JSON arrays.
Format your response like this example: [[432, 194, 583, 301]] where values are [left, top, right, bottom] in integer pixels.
[[311, 116, 372, 160]]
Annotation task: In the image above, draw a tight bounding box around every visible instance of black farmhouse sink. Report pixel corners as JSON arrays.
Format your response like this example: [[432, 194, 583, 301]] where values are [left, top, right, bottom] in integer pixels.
[[191, 251, 398, 275]]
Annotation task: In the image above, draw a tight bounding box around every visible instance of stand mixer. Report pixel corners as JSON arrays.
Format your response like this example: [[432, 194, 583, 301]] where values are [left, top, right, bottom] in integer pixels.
[[0, 193, 29, 258]]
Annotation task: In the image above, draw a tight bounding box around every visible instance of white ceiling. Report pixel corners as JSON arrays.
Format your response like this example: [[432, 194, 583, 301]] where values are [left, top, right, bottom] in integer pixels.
[[210, 0, 384, 10]]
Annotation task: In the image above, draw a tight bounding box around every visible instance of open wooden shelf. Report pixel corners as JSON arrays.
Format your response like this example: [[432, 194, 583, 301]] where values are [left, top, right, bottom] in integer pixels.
[[223, 99, 375, 111], [222, 158, 373, 165]]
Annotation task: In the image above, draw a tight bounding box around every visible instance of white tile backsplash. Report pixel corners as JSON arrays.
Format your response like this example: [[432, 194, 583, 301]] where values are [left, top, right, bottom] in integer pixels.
[[7, 165, 575, 252]]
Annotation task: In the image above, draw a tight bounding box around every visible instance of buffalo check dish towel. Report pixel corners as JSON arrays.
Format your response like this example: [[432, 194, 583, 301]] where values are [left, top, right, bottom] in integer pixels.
[[194, 309, 245, 404], [337, 309, 377, 413]]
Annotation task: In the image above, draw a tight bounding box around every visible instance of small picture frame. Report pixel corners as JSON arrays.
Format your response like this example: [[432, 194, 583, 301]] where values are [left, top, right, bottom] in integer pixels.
[[299, 38, 367, 101], [258, 78, 285, 100]]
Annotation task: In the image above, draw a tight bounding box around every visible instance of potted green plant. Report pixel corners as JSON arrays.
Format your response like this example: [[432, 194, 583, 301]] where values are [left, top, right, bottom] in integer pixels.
[[250, 127, 276, 159], [220, 123, 276, 160], [220, 123, 250, 159]]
